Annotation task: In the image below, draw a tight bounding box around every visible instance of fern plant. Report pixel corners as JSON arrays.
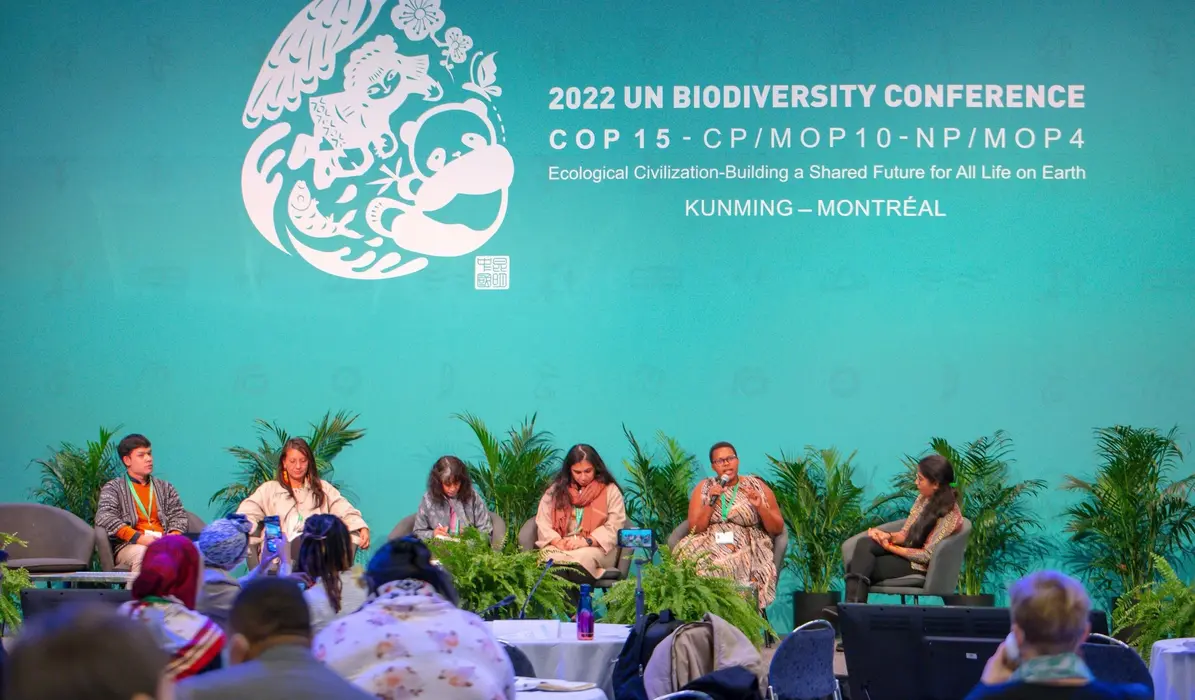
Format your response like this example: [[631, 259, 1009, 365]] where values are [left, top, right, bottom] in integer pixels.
[[427, 528, 576, 620], [1063, 426, 1195, 602], [621, 426, 698, 546], [603, 546, 776, 647], [210, 410, 365, 514], [1, 534, 34, 631], [30, 425, 123, 524], [766, 446, 876, 593], [881, 431, 1049, 596], [456, 412, 559, 548], [1114, 554, 1195, 657]]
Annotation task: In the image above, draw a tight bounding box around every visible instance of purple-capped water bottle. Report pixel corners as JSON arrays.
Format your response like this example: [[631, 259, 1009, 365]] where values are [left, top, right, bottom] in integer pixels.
[[576, 584, 594, 640]]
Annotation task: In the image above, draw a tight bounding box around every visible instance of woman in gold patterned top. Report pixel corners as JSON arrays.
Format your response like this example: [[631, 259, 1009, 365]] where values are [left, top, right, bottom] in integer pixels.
[[674, 441, 785, 607], [844, 454, 963, 603]]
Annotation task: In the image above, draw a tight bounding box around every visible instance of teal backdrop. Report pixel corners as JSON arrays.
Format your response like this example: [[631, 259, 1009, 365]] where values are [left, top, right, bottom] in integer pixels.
[[2, 0, 1193, 627]]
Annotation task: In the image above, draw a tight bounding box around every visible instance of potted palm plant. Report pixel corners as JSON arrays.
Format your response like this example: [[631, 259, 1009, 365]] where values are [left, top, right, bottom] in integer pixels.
[[883, 431, 1049, 606], [30, 425, 123, 525], [767, 446, 876, 628], [1062, 425, 1195, 616], [455, 412, 559, 552], [210, 410, 365, 515], [621, 425, 698, 548]]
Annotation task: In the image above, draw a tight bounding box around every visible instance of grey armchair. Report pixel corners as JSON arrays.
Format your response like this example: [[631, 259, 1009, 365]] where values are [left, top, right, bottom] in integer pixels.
[[839, 518, 972, 604], [0, 503, 94, 573], [517, 517, 632, 588], [96, 510, 206, 572], [388, 511, 507, 550]]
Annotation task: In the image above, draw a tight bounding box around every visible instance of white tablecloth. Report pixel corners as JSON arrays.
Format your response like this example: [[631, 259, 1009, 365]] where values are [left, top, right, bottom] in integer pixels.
[[515, 677, 607, 700], [1150, 638, 1195, 700], [492, 620, 629, 700]]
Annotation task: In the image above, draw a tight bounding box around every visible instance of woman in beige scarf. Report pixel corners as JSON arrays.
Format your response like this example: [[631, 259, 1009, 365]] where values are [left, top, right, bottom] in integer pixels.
[[535, 444, 626, 585]]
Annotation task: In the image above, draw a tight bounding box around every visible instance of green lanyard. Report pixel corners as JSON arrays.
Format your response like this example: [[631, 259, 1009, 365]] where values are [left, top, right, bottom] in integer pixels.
[[720, 483, 740, 522], [126, 475, 157, 522]]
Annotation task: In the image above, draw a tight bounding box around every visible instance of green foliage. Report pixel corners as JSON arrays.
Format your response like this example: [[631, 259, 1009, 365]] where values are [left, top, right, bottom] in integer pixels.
[[621, 426, 698, 545], [456, 412, 559, 549], [210, 410, 365, 514], [766, 446, 879, 593], [883, 431, 1049, 596], [1, 533, 34, 631], [603, 546, 776, 647], [427, 528, 576, 620], [1063, 426, 1195, 601], [31, 425, 123, 524], [1114, 554, 1195, 658]]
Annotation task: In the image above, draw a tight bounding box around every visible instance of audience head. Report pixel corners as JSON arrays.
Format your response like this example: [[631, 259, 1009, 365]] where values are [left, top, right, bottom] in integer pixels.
[[1009, 570, 1092, 657], [119, 434, 154, 480], [298, 514, 355, 613], [428, 455, 474, 503], [5, 604, 171, 700], [277, 437, 327, 509], [551, 444, 617, 509], [227, 577, 312, 664], [133, 535, 204, 609], [366, 536, 458, 605], [196, 514, 252, 571], [709, 441, 739, 482]]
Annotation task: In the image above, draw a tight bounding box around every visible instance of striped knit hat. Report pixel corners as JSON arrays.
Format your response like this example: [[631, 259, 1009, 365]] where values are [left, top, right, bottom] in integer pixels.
[[196, 515, 252, 570]]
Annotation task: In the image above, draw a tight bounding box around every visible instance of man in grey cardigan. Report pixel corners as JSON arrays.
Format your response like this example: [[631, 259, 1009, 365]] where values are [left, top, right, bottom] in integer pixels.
[[176, 577, 374, 700], [94, 433, 189, 574]]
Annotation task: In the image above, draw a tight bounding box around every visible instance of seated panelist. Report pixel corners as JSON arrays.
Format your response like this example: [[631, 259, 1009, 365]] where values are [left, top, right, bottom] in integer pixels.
[[673, 441, 784, 607], [843, 454, 964, 602], [95, 433, 190, 574], [534, 444, 627, 583], [236, 437, 370, 552], [413, 456, 492, 540]]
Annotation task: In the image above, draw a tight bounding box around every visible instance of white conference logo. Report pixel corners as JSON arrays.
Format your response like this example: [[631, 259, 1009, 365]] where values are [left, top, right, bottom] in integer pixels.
[[240, 0, 514, 280]]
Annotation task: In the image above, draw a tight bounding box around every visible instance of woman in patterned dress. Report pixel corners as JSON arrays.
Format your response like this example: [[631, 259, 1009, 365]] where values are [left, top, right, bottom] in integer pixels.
[[673, 441, 786, 607], [315, 536, 516, 700]]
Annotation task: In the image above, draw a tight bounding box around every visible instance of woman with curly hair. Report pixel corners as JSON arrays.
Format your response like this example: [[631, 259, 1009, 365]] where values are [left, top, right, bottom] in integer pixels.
[[412, 456, 492, 540]]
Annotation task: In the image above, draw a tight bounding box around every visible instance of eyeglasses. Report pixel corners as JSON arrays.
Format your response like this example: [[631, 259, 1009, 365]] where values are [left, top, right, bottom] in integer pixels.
[[712, 456, 738, 466]]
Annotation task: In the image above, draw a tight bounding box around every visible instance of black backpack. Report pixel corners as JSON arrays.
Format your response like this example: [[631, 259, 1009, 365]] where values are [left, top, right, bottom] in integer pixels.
[[611, 610, 685, 700]]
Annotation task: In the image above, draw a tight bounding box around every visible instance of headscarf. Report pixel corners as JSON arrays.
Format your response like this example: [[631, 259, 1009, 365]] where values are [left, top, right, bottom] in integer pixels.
[[196, 514, 252, 570], [123, 535, 224, 681], [132, 535, 203, 609]]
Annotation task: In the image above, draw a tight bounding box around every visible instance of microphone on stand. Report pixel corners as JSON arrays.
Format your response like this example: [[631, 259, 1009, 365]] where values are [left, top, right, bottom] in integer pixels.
[[480, 595, 517, 620], [518, 558, 555, 620]]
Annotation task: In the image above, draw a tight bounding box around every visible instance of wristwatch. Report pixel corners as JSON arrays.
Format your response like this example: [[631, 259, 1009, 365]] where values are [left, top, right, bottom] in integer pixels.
[[585, 537, 594, 547]]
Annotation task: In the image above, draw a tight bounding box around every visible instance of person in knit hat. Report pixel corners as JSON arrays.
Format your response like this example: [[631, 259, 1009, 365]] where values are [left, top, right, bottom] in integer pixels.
[[196, 514, 288, 632], [118, 534, 226, 681]]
